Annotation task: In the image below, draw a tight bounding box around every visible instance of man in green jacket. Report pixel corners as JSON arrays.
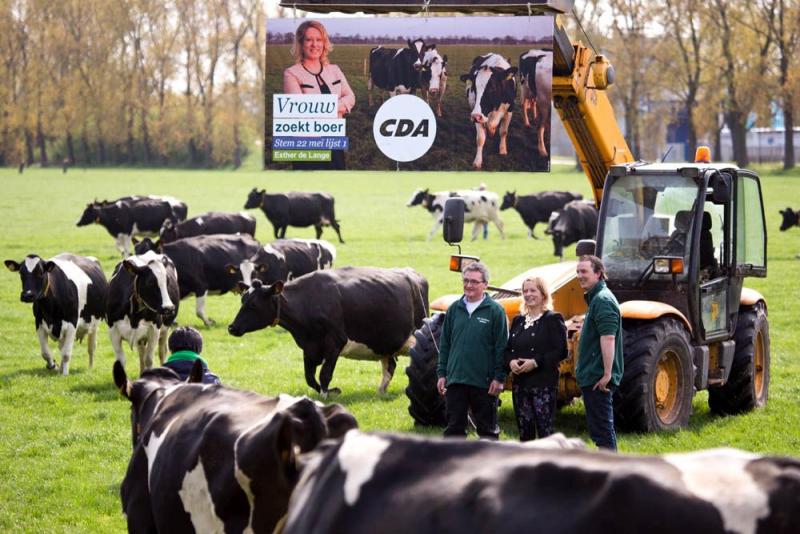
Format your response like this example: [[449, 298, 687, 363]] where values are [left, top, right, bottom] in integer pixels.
[[576, 255, 624, 450], [437, 262, 508, 439]]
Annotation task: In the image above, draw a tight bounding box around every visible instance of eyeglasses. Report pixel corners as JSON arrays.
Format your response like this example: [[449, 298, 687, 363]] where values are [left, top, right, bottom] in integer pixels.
[[462, 278, 485, 286]]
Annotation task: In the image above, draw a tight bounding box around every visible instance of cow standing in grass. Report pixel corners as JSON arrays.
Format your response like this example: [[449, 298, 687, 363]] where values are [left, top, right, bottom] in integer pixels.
[[244, 188, 344, 244], [367, 39, 426, 106], [420, 46, 448, 117], [500, 190, 582, 239], [408, 188, 505, 241], [228, 238, 336, 287], [159, 211, 256, 243]]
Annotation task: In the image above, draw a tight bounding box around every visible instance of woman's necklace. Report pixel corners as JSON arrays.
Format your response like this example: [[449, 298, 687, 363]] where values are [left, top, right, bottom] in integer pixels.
[[523, 311, 543, 329]]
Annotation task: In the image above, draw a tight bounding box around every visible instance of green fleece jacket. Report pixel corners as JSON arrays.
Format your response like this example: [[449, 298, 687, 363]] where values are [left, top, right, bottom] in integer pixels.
[[576, 280, 624, 388], [437, 294, 508, 388]]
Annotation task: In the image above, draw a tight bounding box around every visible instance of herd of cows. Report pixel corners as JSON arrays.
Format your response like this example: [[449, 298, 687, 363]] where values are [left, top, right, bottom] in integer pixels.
[[7, 189, 800, 532]]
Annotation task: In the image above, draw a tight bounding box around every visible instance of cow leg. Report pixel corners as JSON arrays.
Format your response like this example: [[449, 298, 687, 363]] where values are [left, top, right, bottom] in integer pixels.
[[318, 355, 342, 399], [87, 323, 97, 370], [428, 216, 443, 241], [522, 98, 532, 128], [115, 234, 128, 257], [157, 326, 169, 365], [473, 124, 486, 169], [140, 324, 159, 373], [537, 124, 548, 157], [195, 293, 215, 327], [109, 323, 127, 368], [368, 76, 374, 107], [303, 357, 322, 394], [499, 112, 512, 156], [37, 325, 57, 370], [470, 221, 481, 242], [314, 224, 323, 239], [378, 356, 397, 394], [279, 226, 287, 239], [57, 323, 78, 375], [491, 214, 506, 240], [331, 220, 345, 244]]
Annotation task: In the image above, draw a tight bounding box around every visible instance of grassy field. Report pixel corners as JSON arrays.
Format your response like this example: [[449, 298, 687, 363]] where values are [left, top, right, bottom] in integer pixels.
[[0, 163, 799, 532]]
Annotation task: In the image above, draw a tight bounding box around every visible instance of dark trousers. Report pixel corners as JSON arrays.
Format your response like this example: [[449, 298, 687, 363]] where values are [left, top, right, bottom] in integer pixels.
[[512, 384, 556, 441], [444, 383, 499, 439], [581, 386, 617, 451]]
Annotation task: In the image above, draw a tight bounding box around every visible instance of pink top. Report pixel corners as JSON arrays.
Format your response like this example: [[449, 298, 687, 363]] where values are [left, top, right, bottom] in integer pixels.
[[283, 63, 356, 115]]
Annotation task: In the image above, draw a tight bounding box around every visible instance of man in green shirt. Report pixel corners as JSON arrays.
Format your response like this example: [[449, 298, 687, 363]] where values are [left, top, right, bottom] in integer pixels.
[[576, 255, 623, 450], [436, 262, 508, 439]]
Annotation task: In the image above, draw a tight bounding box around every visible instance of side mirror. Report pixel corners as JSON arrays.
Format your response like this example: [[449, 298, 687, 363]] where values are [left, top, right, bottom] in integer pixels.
[[575, 239, 596, 257], [709, 172, 731, 204], [442, 197, 465, 244]]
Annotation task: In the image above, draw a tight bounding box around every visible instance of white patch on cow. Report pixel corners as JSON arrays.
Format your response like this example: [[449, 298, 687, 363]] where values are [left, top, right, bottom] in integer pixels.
[[145, 418, 176, 491], [341, 340, 380, 361], [337, 431, 391, 505], [51, 256, 92, 317], [263, 244, 286, 262], [24, 256, 42, 272], [195, 216, 204, 226], [664, 449, 769, 534], [115, 200, 124, 208], [179, 458, 225, 534]]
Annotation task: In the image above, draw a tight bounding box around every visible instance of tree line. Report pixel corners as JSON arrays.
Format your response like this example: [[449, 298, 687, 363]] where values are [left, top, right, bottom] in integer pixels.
[[0, 0, 265, 169]]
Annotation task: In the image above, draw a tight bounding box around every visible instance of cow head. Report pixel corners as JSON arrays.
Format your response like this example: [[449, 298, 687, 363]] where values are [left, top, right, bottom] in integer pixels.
[[407, 188, 430, 207], [228, 279, 285, 336], [245, 188, 265, 210], [461, 54, 517, 135], [779, 207, 798, 231], [76, 202, 100, 226], [407, 38, 426, 71], [159, 219, 178, 242], [4, 255, 58, 303], [421, 46, 446, 93], [500, 191, 517, 210], [123, 252, 177, 315], [132, 237, 162, 255]]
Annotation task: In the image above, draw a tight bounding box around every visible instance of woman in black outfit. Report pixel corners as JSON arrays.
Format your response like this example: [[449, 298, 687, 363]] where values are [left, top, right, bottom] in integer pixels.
[[504, 276, 568, 441]]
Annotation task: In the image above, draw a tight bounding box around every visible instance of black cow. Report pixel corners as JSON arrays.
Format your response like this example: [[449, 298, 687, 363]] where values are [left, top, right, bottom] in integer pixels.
[[779, 207, 799, 231], [134, 234, 261, 327], [500, 190, 583, 239], [160, 211, 256, 243], [460, 53, 518, 169], [228, 267, 429, 397], [113, 361, 358, 534], [5, 253, 107, 375], [367, 39, 427, 106], [282, 431, 800, 534], [107, 251, 180, 372], [228, 238, 336, 287], [546, 200, 598, 258], [76, 197, 186, 257], [244, 188, 344, 244], [77, 195, 188, 224]]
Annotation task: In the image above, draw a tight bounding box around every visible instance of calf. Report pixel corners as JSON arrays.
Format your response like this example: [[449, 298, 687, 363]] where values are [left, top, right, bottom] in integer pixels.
[[460, 53, 518, 169], [420, 46, 448, 117], [407, 188, 505, 240], [134, 234, 262, 327], [245, 188, 344, 244], [160, 211, 256, 243], [228, 267, 429, 397], [367, 39, 426, 106], [519, 49, 553, 157], [282, 431, 800, 534], [113, 361, 357, 534], [5, 253, 107, 374], [546, 199, 598, 258], [228, 238, 336, 287], [107, 250, 179, 372], [500, 190, 583, 239], [779, 207, 799, 231]]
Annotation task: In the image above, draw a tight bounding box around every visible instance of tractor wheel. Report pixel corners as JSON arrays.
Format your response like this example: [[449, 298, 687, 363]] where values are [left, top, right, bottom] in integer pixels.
[[708, 303, 770, 415], [405, 313, 446, 427], [614, 318, 695, 432]]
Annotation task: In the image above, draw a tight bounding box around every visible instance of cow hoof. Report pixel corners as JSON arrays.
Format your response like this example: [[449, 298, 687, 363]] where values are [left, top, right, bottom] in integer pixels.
[[322, 387, 342, 400], [46, 362, 57, 371], [204, 319, 217, 328]]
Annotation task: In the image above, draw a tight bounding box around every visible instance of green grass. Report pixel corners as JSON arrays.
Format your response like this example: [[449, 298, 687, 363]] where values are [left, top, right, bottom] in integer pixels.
[[1, 163, 799, 532]]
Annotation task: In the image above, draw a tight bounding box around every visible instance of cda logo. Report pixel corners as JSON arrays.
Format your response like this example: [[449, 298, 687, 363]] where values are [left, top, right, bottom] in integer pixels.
[[372, 95, 437, 162]]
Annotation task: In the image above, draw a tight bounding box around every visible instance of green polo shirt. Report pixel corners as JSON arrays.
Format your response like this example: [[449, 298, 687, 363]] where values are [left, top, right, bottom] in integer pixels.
[[165, 350, 208, 368], [576, 280, 624, 388]]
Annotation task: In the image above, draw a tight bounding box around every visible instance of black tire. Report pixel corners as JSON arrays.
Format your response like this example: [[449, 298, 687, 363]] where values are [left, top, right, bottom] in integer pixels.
[[405, 313, 446, 427], [708, 303, 770, 415], [614, 318, 695, 432]]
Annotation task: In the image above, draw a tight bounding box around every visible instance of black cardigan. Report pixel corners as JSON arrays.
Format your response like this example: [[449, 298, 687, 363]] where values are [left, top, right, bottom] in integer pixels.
[[503, 310, 568, 388]]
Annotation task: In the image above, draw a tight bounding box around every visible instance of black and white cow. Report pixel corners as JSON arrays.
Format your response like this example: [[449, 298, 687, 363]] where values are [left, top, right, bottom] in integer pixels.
[[159, 211, 256, 243], [420, 46, 448, 117], [134, 234, 262, 327], [779, 207, 799, 231], [107, 250, 180, 372], [5, 253, 107, 375], [407, 188, 505, 240], [228, 267, 429, 397], [460, 53, 518, 169], [113, 361, 358, 534], [228, 238, 336, 287], [500, 190, 583, 239], [367, 39, 426, 106], [546, 199, 598, 258], [244, 188, 344, 244], [282, 431, 800, 534], [76, 197, 186, 257], [519, 49, 553, 157]]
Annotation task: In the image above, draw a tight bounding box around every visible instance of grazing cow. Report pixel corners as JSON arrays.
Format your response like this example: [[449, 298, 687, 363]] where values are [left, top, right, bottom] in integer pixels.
[[228, 238, 336, 287], [420, 46, 448, 117], [779, 207, 799, 231], [407, 188, 505, 240], [460, 53, 518, 169], [367, 39, 426, 106], [228, 267, 429, 397], [107, 250, 180, 372], [282, 431, 800, 534], [113, 361, 358, 534], [519, 49, 553, 157], [134, 234, 261, 327], [4, 253, 107, 375], [500, 190, 583, 239], [244, 188, 344, 244], [159, 211, 256, 243], [76, 198, 185, 257], [546, 199, 598, 258]]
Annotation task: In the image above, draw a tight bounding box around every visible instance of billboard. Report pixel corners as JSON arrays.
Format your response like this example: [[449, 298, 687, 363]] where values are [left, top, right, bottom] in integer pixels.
[[266, 15, 553, 171]]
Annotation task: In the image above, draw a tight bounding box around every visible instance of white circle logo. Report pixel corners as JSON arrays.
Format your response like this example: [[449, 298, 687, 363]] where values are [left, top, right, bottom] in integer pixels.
[[373, 95, 437, 162]]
